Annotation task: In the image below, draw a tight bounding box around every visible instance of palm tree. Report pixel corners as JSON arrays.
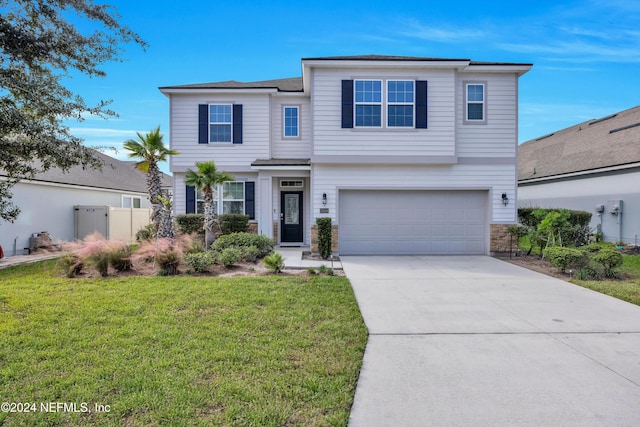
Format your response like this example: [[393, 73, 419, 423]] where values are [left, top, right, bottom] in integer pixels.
[[184, 161, 234, 248], [123, 127, 179, 238]]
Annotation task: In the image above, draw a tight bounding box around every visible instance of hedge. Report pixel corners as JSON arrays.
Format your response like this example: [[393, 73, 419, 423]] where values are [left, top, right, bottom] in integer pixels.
[[175, 214, 204, 235], [218, 214, 249, 234], [518, 208, 592, 228]]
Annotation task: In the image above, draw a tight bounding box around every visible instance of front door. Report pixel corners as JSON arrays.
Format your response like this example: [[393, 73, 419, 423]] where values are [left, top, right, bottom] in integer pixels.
[[281, 191, 303, 242]]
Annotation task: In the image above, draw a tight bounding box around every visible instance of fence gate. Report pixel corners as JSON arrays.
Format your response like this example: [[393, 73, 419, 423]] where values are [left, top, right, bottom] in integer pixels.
[[74, 205, 109, 240]]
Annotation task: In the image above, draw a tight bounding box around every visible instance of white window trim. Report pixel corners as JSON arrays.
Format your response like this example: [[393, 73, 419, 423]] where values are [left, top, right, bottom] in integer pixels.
[[282, 105, 301, 139], [354, 79, 383, 128], [387, 80, 415, 128], [463, 81, 487, 125], [209, 103, 233, 143], [122, 195, 142, 208]]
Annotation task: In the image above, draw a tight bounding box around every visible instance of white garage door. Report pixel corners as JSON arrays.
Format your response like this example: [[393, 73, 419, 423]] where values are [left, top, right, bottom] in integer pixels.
[[339, 190, 487, 255]]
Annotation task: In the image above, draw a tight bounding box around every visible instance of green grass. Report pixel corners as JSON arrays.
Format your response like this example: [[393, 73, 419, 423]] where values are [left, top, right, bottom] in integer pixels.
[[572, 255, 640, 306], [0, 260, 368, 426]]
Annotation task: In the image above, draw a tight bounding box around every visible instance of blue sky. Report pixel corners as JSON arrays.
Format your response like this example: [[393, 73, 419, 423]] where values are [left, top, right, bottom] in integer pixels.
[[66, 0, 640, 173]]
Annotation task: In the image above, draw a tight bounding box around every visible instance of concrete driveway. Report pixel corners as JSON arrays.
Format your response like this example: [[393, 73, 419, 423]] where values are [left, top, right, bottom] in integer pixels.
[[343, 256, 640, 427]]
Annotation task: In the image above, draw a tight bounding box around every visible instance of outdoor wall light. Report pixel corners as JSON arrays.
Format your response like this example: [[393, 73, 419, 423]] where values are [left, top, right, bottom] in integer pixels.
[[322, 193, 327, 206], [501, 193, 509, 206]]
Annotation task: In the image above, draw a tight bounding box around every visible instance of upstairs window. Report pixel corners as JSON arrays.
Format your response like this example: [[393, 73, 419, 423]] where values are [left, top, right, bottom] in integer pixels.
[[209, 104, 232, 142], [387, 80, 414, 127], [283, 106, 299, 137], [355, 80, 382, 127], [465, 83, 485, 122]]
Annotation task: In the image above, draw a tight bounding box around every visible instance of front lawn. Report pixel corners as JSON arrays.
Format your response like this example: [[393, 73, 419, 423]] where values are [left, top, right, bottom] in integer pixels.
[[0, 260, 367, 426], [572, 254, 640, 306]]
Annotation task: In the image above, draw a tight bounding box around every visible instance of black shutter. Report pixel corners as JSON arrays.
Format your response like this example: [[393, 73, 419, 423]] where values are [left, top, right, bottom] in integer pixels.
[[233, 104, 243, 144], [415, 80, 428, 129], [186, 185, 195, 213], [198, 104, 208, 143], [341, 80, 354, 128], [245, 181, 255, 220]]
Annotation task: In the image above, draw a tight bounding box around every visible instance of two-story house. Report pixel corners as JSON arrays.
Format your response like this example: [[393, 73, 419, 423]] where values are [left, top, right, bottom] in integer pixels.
[[160, 55, 531, 255]]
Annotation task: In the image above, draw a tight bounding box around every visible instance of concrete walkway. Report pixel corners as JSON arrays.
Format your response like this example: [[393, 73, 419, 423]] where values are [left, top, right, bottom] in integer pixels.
[[278, 246, 342, 270], [0, 252, 63, 270], [343, 256, 640, 427]]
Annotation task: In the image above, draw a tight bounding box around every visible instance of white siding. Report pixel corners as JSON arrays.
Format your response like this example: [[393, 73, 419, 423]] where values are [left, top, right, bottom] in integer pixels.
[[456, 73, 519, 158], [311, 68, 456, 157], [0, 181, 149, 255], [518, 171, 640, 245], [312, 164, 517, 224], [169, 93, 270, 173], [271, 97, 311, 159]]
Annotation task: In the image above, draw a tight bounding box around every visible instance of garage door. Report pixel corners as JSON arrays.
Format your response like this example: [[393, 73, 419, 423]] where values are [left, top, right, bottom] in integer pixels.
[[339, 190, 487, 255]]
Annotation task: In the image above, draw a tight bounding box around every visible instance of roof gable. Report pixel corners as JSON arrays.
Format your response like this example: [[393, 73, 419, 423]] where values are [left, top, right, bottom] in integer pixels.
[[518, 105, 640, 181]]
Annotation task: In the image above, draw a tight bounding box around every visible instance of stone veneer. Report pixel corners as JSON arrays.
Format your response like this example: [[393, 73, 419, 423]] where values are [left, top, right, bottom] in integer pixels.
[[490, 223, 516, 255], [310, 224, 339, 254]]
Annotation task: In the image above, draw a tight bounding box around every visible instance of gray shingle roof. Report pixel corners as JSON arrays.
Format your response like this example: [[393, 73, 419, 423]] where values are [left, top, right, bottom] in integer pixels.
[[302, 54, 531, 66], [160, 77, 303, 92], [1, 149, 171, 193], [160, 55, 532, 92], [518, 105, 640, 181]]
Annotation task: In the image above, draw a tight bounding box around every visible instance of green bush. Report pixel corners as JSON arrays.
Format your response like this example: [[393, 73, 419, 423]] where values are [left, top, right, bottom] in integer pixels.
[[135, 223, 155, 241], [316, 217, 332, 259], [219, 247, 243, 268], [592, 249, 623, 278], [175, 214, 204, 235], [59, 254, 84, 278], [212, 232, 274, 258], [240, 245, 261, 263], [582, 241, 616, 253], [109, 245, 133, 272], [575, 267, 601, 280], [184, 252, 216, 273], [263, 252, 285, 274], [157, 250, 181, 276], [543, 246, 588, 273], [218, 214, 249, 235], [518, 208, 592, 228]]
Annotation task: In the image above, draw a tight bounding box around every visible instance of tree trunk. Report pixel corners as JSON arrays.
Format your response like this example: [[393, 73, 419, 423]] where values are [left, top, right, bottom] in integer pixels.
[[204, 190, 216, 249]]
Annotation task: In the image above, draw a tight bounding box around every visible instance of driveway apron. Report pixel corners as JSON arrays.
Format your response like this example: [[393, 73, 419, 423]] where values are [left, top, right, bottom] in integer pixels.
[[343, 256, 640, 427]]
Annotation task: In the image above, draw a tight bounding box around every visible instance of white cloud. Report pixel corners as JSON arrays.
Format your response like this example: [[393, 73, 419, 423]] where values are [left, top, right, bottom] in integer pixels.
[[398, 20, 488, 43]]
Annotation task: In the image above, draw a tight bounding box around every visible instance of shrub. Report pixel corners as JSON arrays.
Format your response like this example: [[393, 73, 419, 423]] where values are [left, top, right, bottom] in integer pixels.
[[175, 214, 204, 235], [316, 217, 332, 259], [240, 245, 261, 263], [543, 246, 588, 273], [212, 232, 274, 258], [575, 267, 601, 281], [582, 241, 616, 253], [157, 250, 181, 276], [219, 247, 243, 268], [592, 249, 623, 278], [133, 237, 185, 276], [307, 267, 318, 276], [108, 245, 133, 272], [317, 265, 334, 276], [184, 252, 216, 273], [263, 252, 284, 274], [59, 254, 84, 278], [218, 214, 249, 235], [136, 223, 155, 241], [518, 208, 593, 248]]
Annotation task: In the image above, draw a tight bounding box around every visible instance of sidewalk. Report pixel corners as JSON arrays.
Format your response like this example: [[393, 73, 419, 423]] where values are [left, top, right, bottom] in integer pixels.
[[0, 252, 63, 270], [277, 246, 342, 270]]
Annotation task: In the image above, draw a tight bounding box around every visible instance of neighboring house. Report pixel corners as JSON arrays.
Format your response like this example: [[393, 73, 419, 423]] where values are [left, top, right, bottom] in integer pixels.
[[0, 150, 172, 256], [518, 105, 640, 245], [160, 55, 532, 255]]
